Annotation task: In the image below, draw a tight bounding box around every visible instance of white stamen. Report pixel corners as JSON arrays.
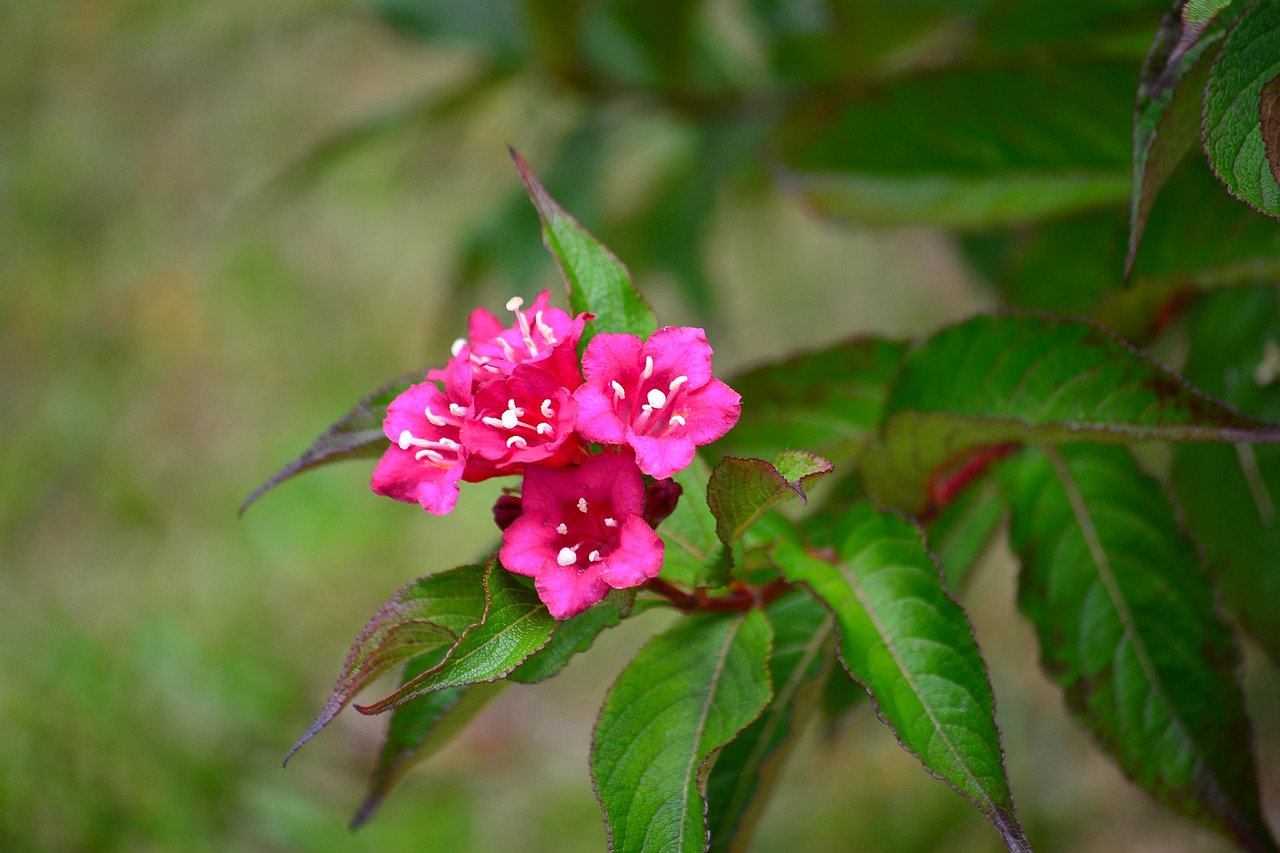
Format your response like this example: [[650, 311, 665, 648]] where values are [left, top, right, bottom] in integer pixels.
[[505, 296, 524, 312], [500, 408, 520, 429], [450, 338, 467, 358], [611, 381, 626, 400], [397, 430, 416, 451], [642, 356, 654, 379], [536, 423, 552, 435], [540, 399, 554, 418], [556, 523, 568, 535], [588, 550, 601, 563], [534, 311, 555, 341], [670, 414, 686, 427], [449, 403, 468, 418], [506, 436, 527, 449], [424, 407, 447, 427], [436, 438, 460, 450], [414, 448, 444, 462], [604, 517, 618, 528], [647, 388, 667, 409], [577, 498, 588, 513], [557, 547, 577, 567], [669, 375, 688, 392]]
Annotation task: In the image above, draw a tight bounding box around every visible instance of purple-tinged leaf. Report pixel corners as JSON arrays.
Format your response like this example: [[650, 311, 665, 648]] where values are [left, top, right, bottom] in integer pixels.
[[1001, 445, 1278, 853], [592, 610, 774, 853], [284, 564, 488, 764], [659, 455, 731, 590], [861, 313, 1280, 514], [707, 453, 834, 549], [240, 372, 420, 516], [774, 505, 1032, 853], [511, 148, 657, 343], [1127, 0, 1243, 278], [355, 561, 556, 715]]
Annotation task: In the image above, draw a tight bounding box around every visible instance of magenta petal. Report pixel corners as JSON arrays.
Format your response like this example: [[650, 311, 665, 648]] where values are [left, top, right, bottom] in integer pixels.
[[601, 516, 664, 588], [534, 565, 611, 620], [682, 378, 742, 444], [370, 447, 462, 515], [581, 333, 645, 385], [646, 326, 714, 388], [629, 431, 697, 480], [573, 383, 628, 444], [497, 515, 552, 577]]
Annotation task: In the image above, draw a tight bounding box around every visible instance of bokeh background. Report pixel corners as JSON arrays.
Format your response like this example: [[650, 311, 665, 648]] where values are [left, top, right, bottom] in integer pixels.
[[3, 2, 1277, 851]]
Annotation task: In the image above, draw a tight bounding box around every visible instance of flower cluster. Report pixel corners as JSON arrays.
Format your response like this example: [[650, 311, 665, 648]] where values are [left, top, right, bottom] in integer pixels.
[[371, 292, 741, 619]]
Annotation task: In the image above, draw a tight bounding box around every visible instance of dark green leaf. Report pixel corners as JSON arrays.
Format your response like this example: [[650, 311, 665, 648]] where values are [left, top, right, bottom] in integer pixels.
[[925, 478, 1006, 593], [592, 609, 774, 853], [1205, 0, 1280, 218], [511, 149, 657, 343], [660, 455, 732, 590], [1173, 286, 1280, 665], [1000, 445, 1278, 853], [861, 313, 1280, 513], [351, 649, 508, 829], [507, 601, 622, 685], [774, 505, 1030, 852], [708, 337, 907, 468], [368, 0, 527, 65], [1128, 0, 1242, 276], [356, 562, 556, 715], [707, 453, 833, 549], [285, 564, 488, 763], [705, 591, 831, 853], [778, 59, 1134, 228], [240, 372, 420, 515]]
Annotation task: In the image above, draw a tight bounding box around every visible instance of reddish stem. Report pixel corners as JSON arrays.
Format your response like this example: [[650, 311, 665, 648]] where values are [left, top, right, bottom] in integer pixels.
[[640, 577, 795, 612], [923, 442, 1019, 523]]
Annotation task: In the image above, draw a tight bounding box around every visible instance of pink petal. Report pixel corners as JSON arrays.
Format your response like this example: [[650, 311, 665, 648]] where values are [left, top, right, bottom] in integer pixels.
[[370, 447, 462, 515], [681, 378, 742, 444], [580, 333, 645, 385], [534, 565, 611, 620], [645, 326, 714, 388], [600, 516, 664, 588], [629, 431, 697, 480], [573, 383, 628, 444]]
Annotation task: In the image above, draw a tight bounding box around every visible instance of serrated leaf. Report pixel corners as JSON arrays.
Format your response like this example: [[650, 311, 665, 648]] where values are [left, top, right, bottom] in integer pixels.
[[861, 313, 1280, 513], [285, 564, 489, 763], [705, 591, 831, 853], [707, 454, 834, 549], [1128, 0, 1242, 277], [511, 148, 657, 343], [356, 562, 556, 715], [1000, 445, 1278, 852], [592, 609, 774, 853], [708, 337, 907, 467], [351, 650, 508, 829], [507, 601, 621, 685], [240, 372, 420, 515], [1205, 0, 1280, 219], [660, 455, 731, 590], [778, 59, 1133, 228], [1173, 286, 1280, 664], [773, 504, 1030, 852]]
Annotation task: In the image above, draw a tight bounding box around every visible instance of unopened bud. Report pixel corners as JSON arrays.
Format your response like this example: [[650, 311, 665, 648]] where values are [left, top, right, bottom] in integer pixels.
[[492, 494, 523, 531], [643, 478, 683, 528]]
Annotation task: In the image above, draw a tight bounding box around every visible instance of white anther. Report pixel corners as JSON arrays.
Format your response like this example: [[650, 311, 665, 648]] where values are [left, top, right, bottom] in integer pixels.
[[611, 381, 626, 400], [604, 517, 618, 528], [588, 550, 601, 563], [450, 338, 467, 358], [669, 375, 688, 392], [534, 311, 555, 341], [500, 409, 520, 429], [536, 423, 552, 435], [556, 523, 568, 535], [506, 436, 528, 449], [398, 430, 417, 450], [436, 438, 460, 450], [577, 498, 589, 513], [557, 547, 577, 567], [414, 448, 444, 462], [506, 296, 524, 312], [647, 388, 667, 409], [670, 414, 686, 427], [449, 403, 468, 418], [541, 399, 554, 418], [642, 356, 654, 379], [424, 407, 447, 427]]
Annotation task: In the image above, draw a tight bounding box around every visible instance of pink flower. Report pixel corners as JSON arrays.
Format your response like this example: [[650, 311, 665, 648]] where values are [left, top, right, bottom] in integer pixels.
[[462, 362, 586, 470], [430, 291, 588, 389], [572, 327, 741, 479], [371, 357, 474, 515], [499, 454, 664, 620]]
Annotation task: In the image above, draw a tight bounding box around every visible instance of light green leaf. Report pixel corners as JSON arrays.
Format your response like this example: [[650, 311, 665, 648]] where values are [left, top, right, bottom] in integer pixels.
[[926, 478, 1006, 593], [1001, 445, 1278, 853], [660, 455, 731, 590], [592, 610, 774, 853], [774, 505, 1030, 852], [707, 453, 834, 548], [1204, 0, 1280, 218], [507, 601, 622, 685], [861, 313, 1280, 513]]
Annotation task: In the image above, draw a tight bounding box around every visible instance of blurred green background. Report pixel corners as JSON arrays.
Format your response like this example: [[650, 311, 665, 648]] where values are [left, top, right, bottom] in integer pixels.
[[2, 2, 1276, 851]]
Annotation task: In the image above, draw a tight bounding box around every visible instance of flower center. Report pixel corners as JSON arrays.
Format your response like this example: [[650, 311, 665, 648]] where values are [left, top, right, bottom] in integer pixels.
[[616, 369, 690, 438], [397, 403, 467, 467], [480, 396, 558, 450], [551, 496, 620, 571]]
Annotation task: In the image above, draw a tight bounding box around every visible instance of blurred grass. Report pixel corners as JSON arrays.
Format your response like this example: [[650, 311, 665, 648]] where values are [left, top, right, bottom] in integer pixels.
[[1, 2, 1276, 852]]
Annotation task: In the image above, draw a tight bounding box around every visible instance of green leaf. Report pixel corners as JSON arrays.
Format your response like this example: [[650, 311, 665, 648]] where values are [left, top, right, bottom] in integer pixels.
[[707, 453, 834, 550], [284, 564, 488, 763], [773, 505, 1029, 852], [1173, 286, 1280, 665], [511, 148, 658, 343], [368, 0, 526, 65], [1128, 0, 1243, 277], [1000, 445, 1278, 853], [925, 477, 1006, 593], [708, 337, 907, 467], [861, 313, 1280, 513], [351, 650, 508, 829], [355, 562, 556, 715], [778, 59, 1133, 228], [240, 372, 420, 515], [660, 455, 732, 590], [1205, 0, 1280, 218], [705, 591, 831, 853], [592, 609, 774, 853], [507, 601, 622, 685]]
